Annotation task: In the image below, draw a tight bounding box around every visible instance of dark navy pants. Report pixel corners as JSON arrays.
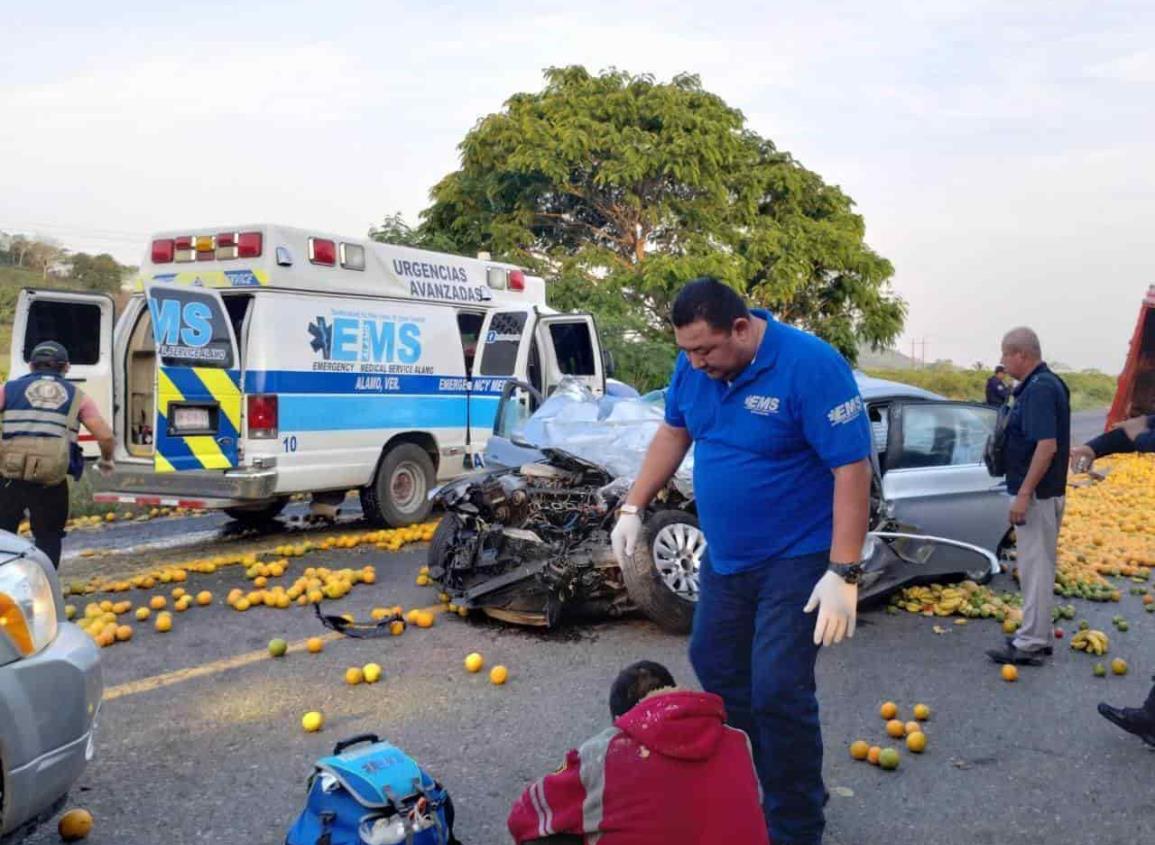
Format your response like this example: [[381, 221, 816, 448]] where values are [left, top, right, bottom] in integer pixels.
[[689, 549, 827, 845]]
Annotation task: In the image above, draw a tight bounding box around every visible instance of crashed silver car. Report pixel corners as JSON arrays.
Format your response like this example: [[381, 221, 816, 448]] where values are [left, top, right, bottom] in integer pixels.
[[428, 374, 1004, 633]]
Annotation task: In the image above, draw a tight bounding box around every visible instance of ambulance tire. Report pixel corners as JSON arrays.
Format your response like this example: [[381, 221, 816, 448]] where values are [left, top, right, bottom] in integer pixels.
[[621, 509, 702, 635], [361, 443, 435, 527], [223, 497, 289, 526]]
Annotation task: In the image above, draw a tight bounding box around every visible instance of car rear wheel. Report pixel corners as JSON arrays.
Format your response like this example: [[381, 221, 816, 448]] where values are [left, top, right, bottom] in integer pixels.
[[620, 509, 703, 634], [361, 443, 435, 527]]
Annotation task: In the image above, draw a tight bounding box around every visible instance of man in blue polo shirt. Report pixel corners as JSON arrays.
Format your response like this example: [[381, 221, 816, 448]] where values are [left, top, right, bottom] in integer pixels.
[[985, 326, 1070, 667], [611, 278, 873, 845]]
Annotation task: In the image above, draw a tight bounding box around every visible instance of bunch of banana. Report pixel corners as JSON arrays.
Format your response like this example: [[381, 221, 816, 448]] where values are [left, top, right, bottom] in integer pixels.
[[1070, 629, 1110, 655]]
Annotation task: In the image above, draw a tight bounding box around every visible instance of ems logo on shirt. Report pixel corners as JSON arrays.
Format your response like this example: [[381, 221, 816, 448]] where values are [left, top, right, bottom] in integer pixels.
[[827, 396, 864, 426], [744, 394, 780, 416], [24, 379, 69, 410]]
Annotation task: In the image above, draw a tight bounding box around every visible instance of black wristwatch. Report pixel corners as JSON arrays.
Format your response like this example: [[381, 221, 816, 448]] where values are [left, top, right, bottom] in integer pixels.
[[828, 561, 865, 585]]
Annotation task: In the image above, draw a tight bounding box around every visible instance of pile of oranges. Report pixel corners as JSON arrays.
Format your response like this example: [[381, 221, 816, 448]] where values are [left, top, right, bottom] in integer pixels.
[[848, 701, 931, 772]]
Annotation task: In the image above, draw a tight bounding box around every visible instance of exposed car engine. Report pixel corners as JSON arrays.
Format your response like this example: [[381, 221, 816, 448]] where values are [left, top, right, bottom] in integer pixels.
[[429, 448, 697, 629]]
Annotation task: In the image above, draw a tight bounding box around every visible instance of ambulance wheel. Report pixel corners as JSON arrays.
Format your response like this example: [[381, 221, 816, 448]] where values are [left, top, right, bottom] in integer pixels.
[[621, 509, 703, 635], [223, 497, 289, 526], [361, 443, 435, 527]]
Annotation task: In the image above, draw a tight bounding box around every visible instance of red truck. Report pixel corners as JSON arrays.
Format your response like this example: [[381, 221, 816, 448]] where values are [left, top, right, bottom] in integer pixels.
[[1107, 285, 1155, 429]]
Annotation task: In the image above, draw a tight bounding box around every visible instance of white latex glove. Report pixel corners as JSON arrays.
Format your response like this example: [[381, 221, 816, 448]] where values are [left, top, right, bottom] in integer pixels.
[[803, 570, 858, 647], [610, 512, 643, 566], [95, 459, 115, 478]]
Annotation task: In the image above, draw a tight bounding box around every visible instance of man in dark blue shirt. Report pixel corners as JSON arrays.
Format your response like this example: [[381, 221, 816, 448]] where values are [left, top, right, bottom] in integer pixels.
[[610, 278, 873, 845], [986, 327, 1070, 667], [985, 365, 1011, 407]]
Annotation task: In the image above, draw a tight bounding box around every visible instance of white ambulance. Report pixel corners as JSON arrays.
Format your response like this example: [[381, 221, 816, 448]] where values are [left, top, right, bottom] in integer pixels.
[[6, 225, 607, 525]]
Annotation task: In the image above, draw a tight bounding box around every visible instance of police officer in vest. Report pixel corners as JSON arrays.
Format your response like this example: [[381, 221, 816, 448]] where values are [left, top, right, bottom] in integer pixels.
[[0, 341, 115, 567], [612, 278, 873, 845]]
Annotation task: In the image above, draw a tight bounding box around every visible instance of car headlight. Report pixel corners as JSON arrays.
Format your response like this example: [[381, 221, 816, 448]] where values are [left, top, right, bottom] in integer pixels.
[[0, 557, 58, 657]]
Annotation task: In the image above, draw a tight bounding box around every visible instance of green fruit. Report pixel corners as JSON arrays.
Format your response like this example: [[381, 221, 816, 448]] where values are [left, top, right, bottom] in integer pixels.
[[1117, 621, 1130, 632], [1078, 620, 1090, 631], [878, 747, 900, 771], [1093, 663, 1107, 677], [886, 605, 900, 616], [1145, 605, 1154, 614], [268, 638, 288, 658]]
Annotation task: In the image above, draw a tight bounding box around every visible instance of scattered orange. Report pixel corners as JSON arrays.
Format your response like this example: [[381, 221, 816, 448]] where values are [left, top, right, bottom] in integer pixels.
[[867, 745, 882, 766], [58, 808, 94, 841], [489, 665, 509, 685], [913, 703, 931, 721], [906, 731, 927, 753], [879, 701, 898, 720], [154, 614, 173, 633], [1001, 665, 1019, 682], [149, 596, 167, 610], [878, 747, 900, 770], [849, 740, 870, 761], [114, 625, 133, 642], [345, 667, 364, 685], [196, 591, 212, 606], [885, 719, 905, 738], [306, 637, 324, 654], [1111, 658, 1129, 675], [904, 721, 921, 737], [390, 621, 405, 636]]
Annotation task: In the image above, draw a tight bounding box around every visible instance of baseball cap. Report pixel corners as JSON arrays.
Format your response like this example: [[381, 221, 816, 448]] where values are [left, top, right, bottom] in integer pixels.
[[30, 341, 69, 366]]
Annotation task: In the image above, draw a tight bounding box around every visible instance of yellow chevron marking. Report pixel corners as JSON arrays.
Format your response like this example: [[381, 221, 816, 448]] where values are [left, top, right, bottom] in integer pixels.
[[155, 369, 229, 471], [193, 367, 242, 431]]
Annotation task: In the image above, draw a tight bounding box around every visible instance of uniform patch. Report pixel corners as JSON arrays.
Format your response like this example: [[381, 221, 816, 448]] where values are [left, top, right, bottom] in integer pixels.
[[744, 394, 780, 416], [827, 396, 864, 426], [24, 378, 69, 410]]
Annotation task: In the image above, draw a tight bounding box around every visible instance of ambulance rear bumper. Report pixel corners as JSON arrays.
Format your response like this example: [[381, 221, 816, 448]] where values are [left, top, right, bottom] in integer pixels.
[[91, 463, 279, 509]]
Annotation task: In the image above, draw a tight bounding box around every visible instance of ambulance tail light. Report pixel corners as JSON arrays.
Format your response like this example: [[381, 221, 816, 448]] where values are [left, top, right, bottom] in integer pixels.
[[508, 269, 526, 292], [247, 394, 278, 439], [174, 236, 195, 263], [215, 232, 238, 260], [151, 239, 175, 264], [237, 231, 263, 258]]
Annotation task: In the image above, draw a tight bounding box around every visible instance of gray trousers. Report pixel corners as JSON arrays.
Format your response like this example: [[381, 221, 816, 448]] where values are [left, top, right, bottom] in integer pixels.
[[1013, 494, 1065, 652]]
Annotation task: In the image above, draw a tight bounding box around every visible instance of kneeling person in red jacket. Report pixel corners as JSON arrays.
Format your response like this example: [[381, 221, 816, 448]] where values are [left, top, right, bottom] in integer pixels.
[[508, 660, 769, 845]]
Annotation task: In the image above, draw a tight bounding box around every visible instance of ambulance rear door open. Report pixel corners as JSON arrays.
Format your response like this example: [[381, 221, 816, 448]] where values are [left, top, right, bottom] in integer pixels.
[[467, 307, 605, 456], [143, 283, 242, 473], [8, 288, 115, 460]]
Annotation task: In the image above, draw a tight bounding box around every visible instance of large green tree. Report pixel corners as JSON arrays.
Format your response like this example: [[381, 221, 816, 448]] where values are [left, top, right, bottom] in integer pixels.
[[68, 253, 128, 292], [418, 66, 905, 390]]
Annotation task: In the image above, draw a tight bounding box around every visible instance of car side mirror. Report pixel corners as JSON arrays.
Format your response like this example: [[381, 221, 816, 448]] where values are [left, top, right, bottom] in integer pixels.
[[602, 347, 617, 378]]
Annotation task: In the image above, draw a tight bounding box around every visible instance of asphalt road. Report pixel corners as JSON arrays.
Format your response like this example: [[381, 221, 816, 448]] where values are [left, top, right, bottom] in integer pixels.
[[25, 406, 1144, 844], [26, 489, 1155, 844]]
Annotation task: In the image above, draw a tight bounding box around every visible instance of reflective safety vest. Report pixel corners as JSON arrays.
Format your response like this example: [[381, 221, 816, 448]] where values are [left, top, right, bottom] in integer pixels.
[[0, 373, 84, 485]]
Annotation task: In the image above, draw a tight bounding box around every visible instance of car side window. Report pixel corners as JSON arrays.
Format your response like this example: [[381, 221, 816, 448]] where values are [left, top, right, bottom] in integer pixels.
[[891, 403, 995, 469]]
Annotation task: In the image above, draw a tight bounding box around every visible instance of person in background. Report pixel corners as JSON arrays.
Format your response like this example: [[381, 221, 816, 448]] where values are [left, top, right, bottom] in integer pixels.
[[1070, 414, 1155, 472], [986, 328, 1070, 667], [0, 341, 115, 566], [1068, 416, 1155, 744], [507, 660, 769, 845], [986, 364, 1011, 407]]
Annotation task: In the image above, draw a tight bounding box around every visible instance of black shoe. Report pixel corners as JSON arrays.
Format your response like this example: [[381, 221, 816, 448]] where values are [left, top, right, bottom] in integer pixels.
[[986, 643, 1046, 666], [1005, 636, 1053, 656], [1097, 703, 1155, 747]]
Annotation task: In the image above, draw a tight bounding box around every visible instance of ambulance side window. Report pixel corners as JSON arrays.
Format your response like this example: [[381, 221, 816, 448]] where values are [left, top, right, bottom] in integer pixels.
[[479, 312, 528, 376], [457, 311, 484, 374], [22, 300, 102, 365], [222, 295, 253, 367], [547, 321, 596, 375]]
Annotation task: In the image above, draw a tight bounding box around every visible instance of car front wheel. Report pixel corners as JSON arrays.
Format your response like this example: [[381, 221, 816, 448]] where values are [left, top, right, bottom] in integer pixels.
[[620, 509, 704, 634]]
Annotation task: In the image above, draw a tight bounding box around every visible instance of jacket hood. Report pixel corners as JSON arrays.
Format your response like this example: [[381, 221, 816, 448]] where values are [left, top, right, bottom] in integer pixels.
[[613, 690, 728, 761]]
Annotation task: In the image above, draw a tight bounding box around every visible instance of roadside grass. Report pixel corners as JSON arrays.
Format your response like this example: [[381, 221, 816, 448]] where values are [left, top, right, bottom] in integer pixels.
[[863, 367, 1116, 412]]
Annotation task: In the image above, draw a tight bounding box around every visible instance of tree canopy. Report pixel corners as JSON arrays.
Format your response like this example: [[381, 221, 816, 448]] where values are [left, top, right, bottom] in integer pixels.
[[414, 66, 905, 389]]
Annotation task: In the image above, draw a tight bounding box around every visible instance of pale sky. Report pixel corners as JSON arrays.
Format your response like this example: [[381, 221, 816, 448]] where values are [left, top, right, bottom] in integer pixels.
[[1, 0, 1151, 372]]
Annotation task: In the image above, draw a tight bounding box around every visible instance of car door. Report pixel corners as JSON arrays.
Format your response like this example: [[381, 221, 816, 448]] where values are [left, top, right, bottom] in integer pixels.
[[144, 283, 242, 473], [8, 289, 115, 460], [881, 400, 1008, 552], [468, 307, 537, 452], [536, 314, 605, 397]]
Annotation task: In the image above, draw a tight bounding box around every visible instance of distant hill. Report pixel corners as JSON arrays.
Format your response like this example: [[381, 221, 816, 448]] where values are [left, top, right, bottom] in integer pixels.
[[857, 345, 918, 370]]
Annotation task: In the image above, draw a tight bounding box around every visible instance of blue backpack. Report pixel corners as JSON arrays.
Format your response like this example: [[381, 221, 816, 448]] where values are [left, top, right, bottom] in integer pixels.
[[286, 734, 460, 845]]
